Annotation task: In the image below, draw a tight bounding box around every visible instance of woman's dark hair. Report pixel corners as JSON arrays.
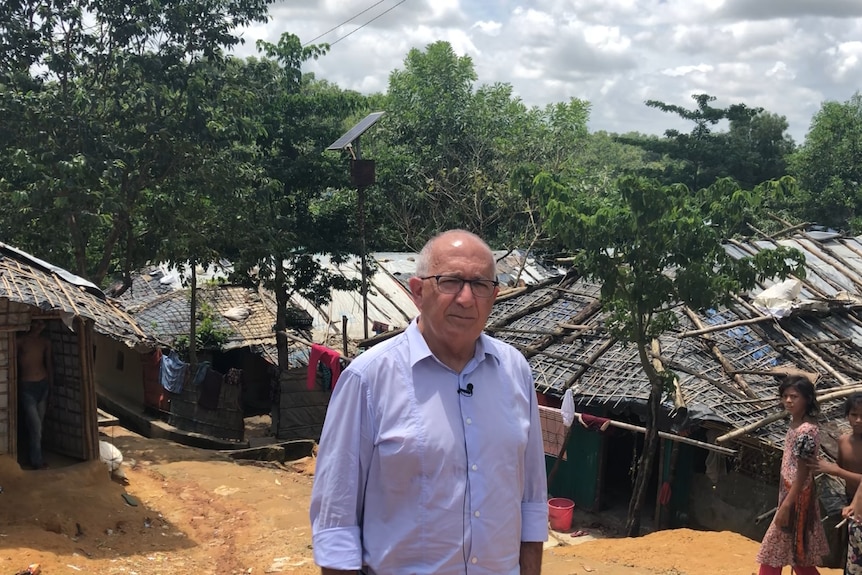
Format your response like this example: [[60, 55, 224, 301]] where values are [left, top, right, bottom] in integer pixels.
[[778, 375, 819, 417]]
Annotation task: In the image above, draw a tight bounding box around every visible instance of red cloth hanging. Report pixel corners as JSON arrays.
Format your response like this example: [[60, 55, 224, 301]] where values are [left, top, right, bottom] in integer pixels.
[[307, 344, 343, 391]]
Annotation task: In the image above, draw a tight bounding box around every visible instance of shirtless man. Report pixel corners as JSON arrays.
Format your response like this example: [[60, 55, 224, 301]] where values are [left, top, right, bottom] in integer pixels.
[[809, 393, 862, 573], [17, 319, 53, 469]]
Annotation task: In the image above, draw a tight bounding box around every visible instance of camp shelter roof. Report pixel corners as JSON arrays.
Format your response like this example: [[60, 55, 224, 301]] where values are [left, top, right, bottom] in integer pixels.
[[303, 249, 562, 341], [121, 251, 563, 348], [119, 264, 298, 366], [0, 242, 154, 348], [486, 232, 862, 455]]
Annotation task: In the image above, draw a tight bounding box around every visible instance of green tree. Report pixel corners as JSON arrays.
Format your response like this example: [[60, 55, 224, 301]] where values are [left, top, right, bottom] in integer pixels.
[[0, 0, 270, 282], [226, 34, 365, 368], [789, 92, 862, 231], [535, 174, 805, 536], [371, 41, 594, 251], [619, 94, 794, 190], [725, 111, 795, 189]]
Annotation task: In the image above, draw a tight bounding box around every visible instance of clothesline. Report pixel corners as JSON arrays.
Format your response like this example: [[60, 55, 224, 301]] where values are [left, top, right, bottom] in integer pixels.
[[544, 406, 737, 456]]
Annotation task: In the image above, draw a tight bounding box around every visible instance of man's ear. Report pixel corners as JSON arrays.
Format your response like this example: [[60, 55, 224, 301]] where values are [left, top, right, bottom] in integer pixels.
[[408, 276, 423, 305]]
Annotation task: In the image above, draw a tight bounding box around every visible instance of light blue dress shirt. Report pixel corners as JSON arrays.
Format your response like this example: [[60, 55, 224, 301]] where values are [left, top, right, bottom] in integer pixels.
[[310, 320, 548, 575]]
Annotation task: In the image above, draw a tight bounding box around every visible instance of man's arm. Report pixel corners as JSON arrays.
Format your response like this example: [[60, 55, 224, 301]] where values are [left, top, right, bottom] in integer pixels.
[[518, 360, 547, 575], [310, 369, 371, 572], [519, 541, 543, 575]]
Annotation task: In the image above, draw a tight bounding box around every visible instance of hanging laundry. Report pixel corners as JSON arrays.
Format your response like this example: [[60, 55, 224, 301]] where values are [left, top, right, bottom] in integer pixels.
[[575, 412, 612, 432], [561, 388, 576, 427], [198, 366, 224, 410], [160, 350, 188, 393], [225, 368, 243, 387], [307, 344, 343, 391]]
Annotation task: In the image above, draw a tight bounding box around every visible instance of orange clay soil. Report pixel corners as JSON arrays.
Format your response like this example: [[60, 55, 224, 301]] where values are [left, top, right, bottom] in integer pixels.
[[0, 425, 845, 575], [552, 527, 844, 575]]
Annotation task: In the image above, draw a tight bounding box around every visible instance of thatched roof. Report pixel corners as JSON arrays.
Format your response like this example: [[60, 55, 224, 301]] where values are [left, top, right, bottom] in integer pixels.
[[0, 242, 154, 348], [487, 231, 862, 456], [118, 252, 562, 366], [119, 266, 291, 366]]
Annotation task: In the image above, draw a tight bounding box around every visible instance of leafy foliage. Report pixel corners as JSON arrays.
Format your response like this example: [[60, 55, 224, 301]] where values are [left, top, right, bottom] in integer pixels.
[[536, 172, 805, 535], [619, 94, 795, 191], [788, 92, 862, 232]]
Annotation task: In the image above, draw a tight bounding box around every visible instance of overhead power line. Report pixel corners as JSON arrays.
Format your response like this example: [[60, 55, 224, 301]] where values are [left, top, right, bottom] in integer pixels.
[[304, 0, 409, 48], [303, 0, 389, 46]]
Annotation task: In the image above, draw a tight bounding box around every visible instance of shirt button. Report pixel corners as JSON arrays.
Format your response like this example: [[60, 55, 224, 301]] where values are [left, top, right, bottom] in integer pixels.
[[466, 418, 472, 425], [471, 464, 478, 471], [471, 557, 478, 564], [474, 510, 480, 517]]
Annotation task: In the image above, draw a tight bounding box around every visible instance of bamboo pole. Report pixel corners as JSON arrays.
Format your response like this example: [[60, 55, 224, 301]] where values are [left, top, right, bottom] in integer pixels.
[[656, 355, 752, 400], [798, 237, 862, 293], [551, 338, 618, 394], [772, 321, 855, 387], [766, 218, 810, 239], [683, 307, 760, 400], [730, 295, 837, 381], [608, 419, 737, 455], [716, 385, 862, 444], [557, 323, 594, 331], [678, 315, 775, 338]]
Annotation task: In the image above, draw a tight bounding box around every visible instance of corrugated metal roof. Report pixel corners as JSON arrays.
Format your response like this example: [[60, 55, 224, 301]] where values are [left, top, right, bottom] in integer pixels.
[[120, 251, 562, 348]]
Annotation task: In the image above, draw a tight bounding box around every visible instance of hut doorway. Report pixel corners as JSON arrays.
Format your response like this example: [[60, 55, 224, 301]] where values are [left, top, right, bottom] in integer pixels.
[[13, 317, 98, 469], [600, 416, 662, 529]]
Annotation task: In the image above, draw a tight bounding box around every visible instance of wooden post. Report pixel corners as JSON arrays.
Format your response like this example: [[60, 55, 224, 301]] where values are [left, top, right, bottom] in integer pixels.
[[653, 438, 667, 527], [342, 315, 349, 357]]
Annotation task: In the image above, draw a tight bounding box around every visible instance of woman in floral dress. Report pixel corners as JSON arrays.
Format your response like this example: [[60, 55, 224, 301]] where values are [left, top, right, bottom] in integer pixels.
[[756, 376, 829, 575]]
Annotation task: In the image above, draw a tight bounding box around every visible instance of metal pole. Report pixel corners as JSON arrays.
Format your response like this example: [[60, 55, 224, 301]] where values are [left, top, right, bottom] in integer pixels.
[[354, 138, 369, 340]]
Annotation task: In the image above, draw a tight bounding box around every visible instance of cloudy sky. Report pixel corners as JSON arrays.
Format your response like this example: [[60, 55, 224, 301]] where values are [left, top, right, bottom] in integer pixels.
[[235, 0, 862, 143]]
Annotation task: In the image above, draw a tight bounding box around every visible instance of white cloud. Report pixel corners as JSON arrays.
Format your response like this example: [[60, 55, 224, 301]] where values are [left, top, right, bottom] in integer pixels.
[[232, 0, 862, 142], [662, 64, 714, 77], [829, 41, 862, 80], [472, 20, 502, 36]]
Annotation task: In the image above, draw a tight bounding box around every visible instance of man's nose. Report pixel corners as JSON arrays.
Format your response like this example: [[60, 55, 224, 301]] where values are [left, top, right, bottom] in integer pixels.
[[454, 282, 476, 302]]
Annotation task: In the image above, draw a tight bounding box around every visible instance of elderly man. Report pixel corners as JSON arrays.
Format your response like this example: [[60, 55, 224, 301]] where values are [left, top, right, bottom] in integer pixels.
[[310, 230, 548, 575]]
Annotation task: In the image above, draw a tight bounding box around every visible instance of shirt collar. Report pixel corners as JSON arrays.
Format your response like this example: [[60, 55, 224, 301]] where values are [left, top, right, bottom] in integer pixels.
[[406, 317, 502, 369]]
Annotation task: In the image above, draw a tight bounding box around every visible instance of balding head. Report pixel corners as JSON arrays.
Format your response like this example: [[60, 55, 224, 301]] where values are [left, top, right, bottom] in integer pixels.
[[415, 230, 494, 279], [409, 229, 498, 371]]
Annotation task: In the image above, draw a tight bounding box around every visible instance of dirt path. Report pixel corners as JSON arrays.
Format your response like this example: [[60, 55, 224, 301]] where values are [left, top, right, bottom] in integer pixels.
[[0, 426, 844, 575]]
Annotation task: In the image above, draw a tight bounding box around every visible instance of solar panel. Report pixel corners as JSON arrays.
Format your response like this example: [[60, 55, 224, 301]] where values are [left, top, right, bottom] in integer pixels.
[[327, 111, 386, 151]]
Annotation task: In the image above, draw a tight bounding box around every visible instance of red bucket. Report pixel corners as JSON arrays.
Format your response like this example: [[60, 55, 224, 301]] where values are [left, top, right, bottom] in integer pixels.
[[548, 497, 575, 531]]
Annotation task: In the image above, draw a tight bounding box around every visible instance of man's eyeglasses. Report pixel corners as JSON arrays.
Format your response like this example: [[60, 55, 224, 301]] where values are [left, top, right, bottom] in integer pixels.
[[420, 275, 499, 298]]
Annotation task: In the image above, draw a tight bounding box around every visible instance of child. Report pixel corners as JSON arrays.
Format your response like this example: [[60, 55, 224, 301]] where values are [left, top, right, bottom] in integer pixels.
[[756, 376, 829, 575], [809, 392, 862, 573], [844, 478, 862, 574]]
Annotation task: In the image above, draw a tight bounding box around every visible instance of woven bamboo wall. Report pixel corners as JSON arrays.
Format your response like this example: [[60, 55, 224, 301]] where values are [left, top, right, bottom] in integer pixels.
[[168, 368, 244, 441], [277, 368, 330, 441], [0, 332, 11, 455], [0, 299, 29, 457], [45, 318, 98, 460]]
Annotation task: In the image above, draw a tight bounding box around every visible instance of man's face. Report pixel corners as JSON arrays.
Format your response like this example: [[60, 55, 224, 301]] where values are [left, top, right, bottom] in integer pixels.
[[409, 234, 498, 355], [848, 405, 862, 434]]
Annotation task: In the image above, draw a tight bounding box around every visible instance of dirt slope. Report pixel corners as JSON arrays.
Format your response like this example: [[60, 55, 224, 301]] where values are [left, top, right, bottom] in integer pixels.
[[0, 426, 844, 575]]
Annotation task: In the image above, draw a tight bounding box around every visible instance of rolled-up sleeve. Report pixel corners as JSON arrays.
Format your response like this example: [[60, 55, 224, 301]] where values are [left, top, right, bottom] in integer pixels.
[[520, 361, 549, 542], [310, 369, 373, 569]]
